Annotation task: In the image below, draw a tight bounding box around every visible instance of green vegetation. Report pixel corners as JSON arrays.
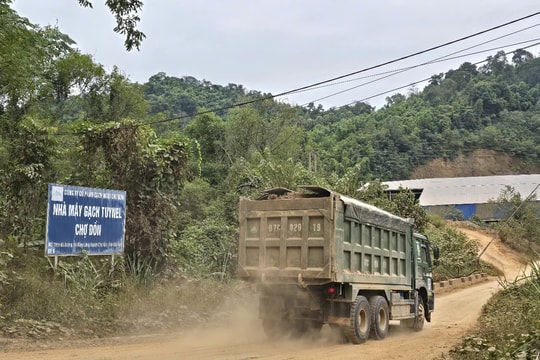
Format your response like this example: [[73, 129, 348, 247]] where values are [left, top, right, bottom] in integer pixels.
[[439, 191, 540, 359], [440, 260, 540, 359], [493, 185, 540, 253], [425, 226, 481, 280], [0, 245, 235, 337], [77, 0, 145, 51], [0, 2, 539, 349]]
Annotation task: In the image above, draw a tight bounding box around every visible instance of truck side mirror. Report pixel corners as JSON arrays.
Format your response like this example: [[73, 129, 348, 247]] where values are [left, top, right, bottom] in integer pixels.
[[433, 246, 440, 266]]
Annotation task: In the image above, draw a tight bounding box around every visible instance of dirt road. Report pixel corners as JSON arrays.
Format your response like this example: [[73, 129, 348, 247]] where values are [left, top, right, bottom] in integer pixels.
[[0, 225, 527, 360]]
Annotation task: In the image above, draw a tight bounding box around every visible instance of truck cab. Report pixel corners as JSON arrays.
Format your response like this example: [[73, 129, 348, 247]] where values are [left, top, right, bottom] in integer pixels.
[[413, 233, 437, 322]]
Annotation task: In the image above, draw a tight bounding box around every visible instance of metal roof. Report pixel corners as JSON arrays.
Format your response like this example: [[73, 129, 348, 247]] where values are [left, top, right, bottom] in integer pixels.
[[383, 174, 540, 206]]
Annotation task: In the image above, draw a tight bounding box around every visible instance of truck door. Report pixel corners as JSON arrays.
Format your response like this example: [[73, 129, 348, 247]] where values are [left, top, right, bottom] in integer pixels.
[[416, 240, 431, 277], [415, 235, 434, 317]]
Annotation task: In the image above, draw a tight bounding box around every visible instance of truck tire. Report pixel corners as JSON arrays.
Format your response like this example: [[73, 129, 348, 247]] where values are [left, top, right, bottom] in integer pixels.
[[400, 298, 425, 331], [344, 295, 371, 344], [369, 295, 389, 340], [412, 299, 425, 332]]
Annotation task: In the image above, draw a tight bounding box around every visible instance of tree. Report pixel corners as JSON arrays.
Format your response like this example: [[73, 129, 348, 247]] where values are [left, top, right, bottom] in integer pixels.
[[355, 181, 428, 232], [82, 67, 149, 123], [73, 120, 193, 266], [469, 81, 506, 117], [515, 55, 540, 87], [224, 101, 304, 162], [175, 217, 237, 277], [0, 4, 74, 248], [444, 62, 477, 91], [355, 180, 394, 210], [390, 188, 429, 232], [428, 73, 444, 86], [384, 93, 406, 107], [223, 149, 322, 198], [481, 51, 510, 76], [494, 185, 540, 251], [184, 111, 228, 185], [425, 226, 479, 278], [0, 4, 75, 123], [0, 118, 57, 248], [330, 161, 371, 198], [41, 51, 106, 121], [77, 0, 145, 51], [511, 49, 533, 66]]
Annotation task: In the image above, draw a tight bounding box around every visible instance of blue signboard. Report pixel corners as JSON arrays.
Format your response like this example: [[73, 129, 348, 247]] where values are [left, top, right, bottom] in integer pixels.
[[46, 184, 126, 256]]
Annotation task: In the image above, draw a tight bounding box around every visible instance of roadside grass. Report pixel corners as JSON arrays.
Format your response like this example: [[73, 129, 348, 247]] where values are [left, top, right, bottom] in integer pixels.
[[0, 248, 240, 339], [439, 259, 540, 359]]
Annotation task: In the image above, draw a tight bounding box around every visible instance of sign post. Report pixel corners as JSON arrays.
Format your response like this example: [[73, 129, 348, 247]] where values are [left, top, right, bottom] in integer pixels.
[[45, 184, 126, 258]]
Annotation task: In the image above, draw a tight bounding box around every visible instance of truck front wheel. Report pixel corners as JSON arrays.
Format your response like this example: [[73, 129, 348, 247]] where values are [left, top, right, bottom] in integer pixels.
[[344, 295, 370, 344], [413, 299, 425, 332], [399, 297, 426, 331], [369, 295, 389, 340]]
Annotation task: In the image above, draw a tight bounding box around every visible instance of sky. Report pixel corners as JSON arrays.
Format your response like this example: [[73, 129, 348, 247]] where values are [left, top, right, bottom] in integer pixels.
[[11, 1, 540, 109]]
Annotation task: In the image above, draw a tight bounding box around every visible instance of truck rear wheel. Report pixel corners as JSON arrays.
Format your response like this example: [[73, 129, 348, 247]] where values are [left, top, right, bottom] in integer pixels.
[[344, 295, 370, 344], [369, 295, 389, 340]]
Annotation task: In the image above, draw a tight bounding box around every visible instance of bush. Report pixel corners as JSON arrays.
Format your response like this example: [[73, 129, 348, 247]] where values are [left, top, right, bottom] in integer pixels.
[[441, 259, 540, 359], [425, 225, 480, 280], [445, 207, 464, 221], [174, 218, 238, 279], [493, 185, 540, 253]]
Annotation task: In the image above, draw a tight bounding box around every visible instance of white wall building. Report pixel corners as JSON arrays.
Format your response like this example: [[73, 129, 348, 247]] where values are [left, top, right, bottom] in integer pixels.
[[383, 174, 540, 221]]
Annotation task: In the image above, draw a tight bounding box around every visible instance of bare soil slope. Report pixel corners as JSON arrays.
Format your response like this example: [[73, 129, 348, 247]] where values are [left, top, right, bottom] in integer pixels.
[[0, 224, 527, 360], [448, 222, 526, 280], [411, 149, 540, 178]]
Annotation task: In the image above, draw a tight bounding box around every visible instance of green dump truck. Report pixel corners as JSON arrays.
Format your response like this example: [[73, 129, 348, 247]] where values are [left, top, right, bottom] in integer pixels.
[[237, 186, 439, 344]]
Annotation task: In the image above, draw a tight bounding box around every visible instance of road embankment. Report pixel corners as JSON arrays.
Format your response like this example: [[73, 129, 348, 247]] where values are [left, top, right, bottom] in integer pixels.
[[434, 273, 490, 295]]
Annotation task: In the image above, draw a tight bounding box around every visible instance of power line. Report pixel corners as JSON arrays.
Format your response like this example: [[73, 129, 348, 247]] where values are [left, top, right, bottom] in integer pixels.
[[54, 11, 540, 132], [272, 11, 540, 99], [308, 40, 540, 107], [142, 11, 540, 127], [349, 42, 540, 106], [291, 23, 540, 94]]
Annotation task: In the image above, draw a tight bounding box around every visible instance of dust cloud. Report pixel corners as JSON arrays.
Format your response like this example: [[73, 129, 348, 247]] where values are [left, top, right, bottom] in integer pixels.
[[161, 289, 346, 357]]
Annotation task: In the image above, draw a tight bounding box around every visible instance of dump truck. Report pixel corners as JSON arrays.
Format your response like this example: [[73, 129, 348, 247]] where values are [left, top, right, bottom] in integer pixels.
[[237, 186, 439, 343]]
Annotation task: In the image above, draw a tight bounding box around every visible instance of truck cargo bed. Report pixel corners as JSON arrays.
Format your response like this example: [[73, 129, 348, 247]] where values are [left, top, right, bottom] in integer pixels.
[[238, 186, 414, 288]]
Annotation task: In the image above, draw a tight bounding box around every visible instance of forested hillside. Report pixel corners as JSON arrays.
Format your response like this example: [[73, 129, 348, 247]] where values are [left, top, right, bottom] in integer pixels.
[[143, 53, 540, 182], [1, 2, 539, 275]]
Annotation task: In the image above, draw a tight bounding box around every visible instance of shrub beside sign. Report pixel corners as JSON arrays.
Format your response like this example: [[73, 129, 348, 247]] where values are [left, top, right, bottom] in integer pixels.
[[46, 184, 126, 256]]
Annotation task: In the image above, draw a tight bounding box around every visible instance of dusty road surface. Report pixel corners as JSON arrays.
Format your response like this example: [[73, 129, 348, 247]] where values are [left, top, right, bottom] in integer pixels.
[[448, 222, 525, 280], [0, 225, 528, 360]]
